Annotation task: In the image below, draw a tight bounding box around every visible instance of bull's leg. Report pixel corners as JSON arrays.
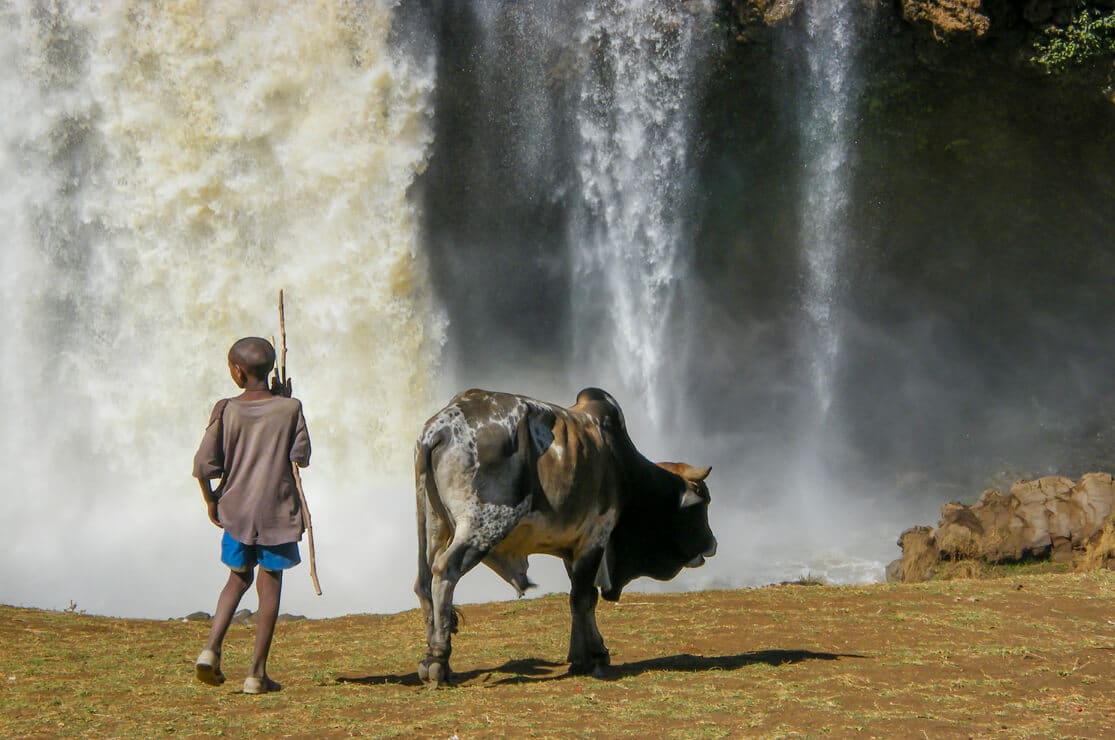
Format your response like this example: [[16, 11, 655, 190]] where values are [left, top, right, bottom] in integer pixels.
[[423, 526, 490, 688], [565, 548, 609, 677], [414, 498, 444, 683]]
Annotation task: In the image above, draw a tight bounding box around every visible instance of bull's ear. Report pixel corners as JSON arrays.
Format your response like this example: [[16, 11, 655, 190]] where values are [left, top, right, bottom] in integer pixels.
[[680, 488, 703, 509]]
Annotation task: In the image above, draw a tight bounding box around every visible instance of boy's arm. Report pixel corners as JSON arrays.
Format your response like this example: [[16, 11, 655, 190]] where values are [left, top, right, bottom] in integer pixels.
[[198, 478, 222, 528], [290, 401, 311, 468], [193, 399, 230, 529]]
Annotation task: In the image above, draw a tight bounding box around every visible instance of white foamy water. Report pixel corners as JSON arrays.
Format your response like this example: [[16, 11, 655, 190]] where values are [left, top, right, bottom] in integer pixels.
[[635, 501, 909, 596], [0, 2, 443, 619], [570, 0, 713, 425]]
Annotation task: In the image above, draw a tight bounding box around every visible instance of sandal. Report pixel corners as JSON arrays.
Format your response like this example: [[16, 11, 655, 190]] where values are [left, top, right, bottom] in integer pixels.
[[195, 649, 225, 686], [243, 676, 282, 694]]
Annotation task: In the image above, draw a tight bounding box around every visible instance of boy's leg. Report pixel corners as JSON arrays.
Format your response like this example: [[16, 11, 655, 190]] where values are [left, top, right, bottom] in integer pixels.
[[196, 569, 253, 685], [205, 569, 254, 653], [248, 567, 282, 680]]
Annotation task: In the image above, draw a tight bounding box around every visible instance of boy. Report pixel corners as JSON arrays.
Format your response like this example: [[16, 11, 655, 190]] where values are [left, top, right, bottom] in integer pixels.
[[192, 336, 311, 694]]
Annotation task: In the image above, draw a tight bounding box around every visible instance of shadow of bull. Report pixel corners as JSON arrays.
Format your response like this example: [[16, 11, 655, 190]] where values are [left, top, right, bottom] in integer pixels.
[[337, 649, 862, 688]]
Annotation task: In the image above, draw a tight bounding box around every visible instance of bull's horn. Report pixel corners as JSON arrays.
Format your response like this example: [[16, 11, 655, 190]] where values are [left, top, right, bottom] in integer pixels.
[[684, 465, 711, 481]]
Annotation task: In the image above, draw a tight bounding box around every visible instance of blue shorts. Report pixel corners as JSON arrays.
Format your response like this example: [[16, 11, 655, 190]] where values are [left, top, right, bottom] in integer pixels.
[[221, 531, 301, 572]]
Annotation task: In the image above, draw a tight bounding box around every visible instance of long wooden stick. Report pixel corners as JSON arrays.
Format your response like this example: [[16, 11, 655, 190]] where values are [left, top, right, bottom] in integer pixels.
[[278, 289, 287, 388], [278, 290, 321, 596], [292, 461, 322, 596]]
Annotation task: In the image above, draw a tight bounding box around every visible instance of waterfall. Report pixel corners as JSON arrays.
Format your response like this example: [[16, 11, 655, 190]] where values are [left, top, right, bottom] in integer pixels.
[[570, 0, 712, 426], [11, 0, 1101, 619], [0, 2, 442, 618], [798, 0, 862, 417], [754, 0, 891, 588]]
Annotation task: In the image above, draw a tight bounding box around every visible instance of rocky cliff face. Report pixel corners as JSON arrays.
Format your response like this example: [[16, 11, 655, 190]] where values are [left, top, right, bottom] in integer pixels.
[[902, 0, 1115, 38], [727, 0, 1115, 88], [730, 0, 1114, 37]]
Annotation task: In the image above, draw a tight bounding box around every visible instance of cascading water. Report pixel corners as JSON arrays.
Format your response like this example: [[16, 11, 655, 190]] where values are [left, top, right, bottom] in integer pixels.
[[569, 0, 712, 426], [773, 0, 877, 579], [664, 0, 884, 594], [418, 0, 719, 600], [0, 2, 442, 618], [798, 0, 862, 419]]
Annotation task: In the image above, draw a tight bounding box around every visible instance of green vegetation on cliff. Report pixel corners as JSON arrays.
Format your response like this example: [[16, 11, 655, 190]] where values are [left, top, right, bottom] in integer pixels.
[[1031, 5, 1115, 73]]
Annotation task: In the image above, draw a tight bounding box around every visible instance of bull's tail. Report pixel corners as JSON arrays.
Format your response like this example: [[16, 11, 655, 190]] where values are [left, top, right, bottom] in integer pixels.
[[415, 428, 461, 632], [417, 428, 452, 530], [415, 440, 433, 592], [415, 427, 451, 594]]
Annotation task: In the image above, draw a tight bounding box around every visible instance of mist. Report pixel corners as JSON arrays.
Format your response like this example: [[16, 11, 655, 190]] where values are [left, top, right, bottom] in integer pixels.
[[3, 2, 1114, 620]]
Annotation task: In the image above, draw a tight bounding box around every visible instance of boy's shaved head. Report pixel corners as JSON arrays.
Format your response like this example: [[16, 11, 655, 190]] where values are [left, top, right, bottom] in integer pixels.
[[228, 337, 276, 381]]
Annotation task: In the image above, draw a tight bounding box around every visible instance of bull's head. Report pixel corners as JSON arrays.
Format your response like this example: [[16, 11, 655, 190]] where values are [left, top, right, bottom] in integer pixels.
[[661, 463, 717, 568], [599, 462, 717, 601]]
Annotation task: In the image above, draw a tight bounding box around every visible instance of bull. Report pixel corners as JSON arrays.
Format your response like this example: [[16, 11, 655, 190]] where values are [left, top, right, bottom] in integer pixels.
[[414, 388, 716, 686]]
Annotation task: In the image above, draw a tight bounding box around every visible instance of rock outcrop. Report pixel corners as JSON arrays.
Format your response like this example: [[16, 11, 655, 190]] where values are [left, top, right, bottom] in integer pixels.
[[889, 472, 1115, 582], [726, 0, 1115, 42], [900, 0, 990, 39], [729, 0, 801, 28]]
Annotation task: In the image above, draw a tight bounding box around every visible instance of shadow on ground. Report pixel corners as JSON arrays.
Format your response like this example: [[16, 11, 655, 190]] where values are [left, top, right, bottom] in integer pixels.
[[336, 649, 862, 688]]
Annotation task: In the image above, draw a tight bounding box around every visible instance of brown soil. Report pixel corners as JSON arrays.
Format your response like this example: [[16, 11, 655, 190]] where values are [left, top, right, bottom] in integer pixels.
[[3, 572, 1115, 737]]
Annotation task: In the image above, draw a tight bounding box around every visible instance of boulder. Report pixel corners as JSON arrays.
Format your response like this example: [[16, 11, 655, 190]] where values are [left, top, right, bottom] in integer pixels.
[[896, 525, 939, 583], [1078, 509, 1115, 570], [1070, 473, 1115, 543], [895, 472, 1115, 581]]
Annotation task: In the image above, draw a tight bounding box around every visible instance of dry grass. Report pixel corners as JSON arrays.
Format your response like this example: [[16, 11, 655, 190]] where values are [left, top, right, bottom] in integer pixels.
[[4, 572, 1115, 737], [935, 558, 985, 580]]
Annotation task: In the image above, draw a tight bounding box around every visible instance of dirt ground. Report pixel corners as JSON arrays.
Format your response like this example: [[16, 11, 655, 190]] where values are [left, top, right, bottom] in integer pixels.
[[2, 571, 1115, 737]]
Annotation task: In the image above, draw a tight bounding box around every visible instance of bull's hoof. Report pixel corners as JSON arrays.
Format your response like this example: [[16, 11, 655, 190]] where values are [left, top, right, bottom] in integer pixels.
[[426, 661, 450, 688], [568, 661, 594, 676], [418, 658, 451, 688], [569, 650, 610, 678], [568, 662, 610, 678]]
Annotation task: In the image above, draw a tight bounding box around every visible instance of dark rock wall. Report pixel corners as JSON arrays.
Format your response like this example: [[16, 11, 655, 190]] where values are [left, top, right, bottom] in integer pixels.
[[689, 2, 1115, 496], [729, 0, 1115, 39]]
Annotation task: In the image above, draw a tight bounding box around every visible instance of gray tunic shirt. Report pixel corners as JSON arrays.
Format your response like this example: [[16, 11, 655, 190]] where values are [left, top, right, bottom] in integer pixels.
[[193, 396, 311, 546]]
